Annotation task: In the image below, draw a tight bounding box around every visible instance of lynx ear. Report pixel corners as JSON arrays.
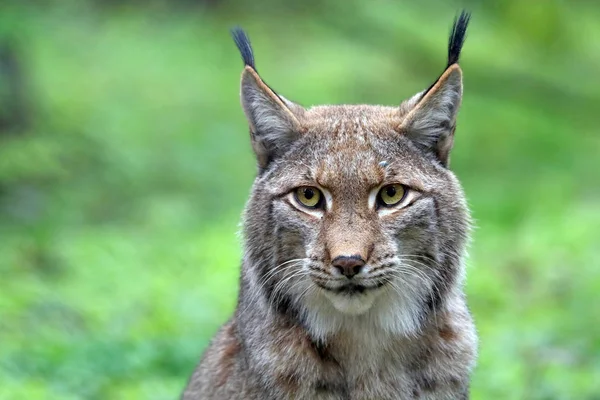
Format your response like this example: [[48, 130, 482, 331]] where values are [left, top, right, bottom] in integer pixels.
[[398, 11, 470, 166], [232, 28, 304, 169], [399, 65, 462, 166]]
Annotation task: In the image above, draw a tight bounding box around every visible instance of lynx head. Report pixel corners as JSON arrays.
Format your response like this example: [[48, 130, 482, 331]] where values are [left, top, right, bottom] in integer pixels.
[[233, 13, 471, 338]]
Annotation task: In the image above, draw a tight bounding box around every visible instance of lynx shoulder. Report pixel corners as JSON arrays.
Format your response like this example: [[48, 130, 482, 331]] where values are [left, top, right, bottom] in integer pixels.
[[183, 11, 477, 400]]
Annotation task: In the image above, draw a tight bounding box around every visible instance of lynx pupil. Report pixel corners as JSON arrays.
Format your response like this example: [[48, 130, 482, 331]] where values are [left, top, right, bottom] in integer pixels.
[[304, 188, 314, 199], [385, 186, 396, 198]]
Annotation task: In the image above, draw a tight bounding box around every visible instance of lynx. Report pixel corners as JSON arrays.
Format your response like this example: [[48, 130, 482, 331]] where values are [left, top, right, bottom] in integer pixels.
[[183, 11, 477, 400]]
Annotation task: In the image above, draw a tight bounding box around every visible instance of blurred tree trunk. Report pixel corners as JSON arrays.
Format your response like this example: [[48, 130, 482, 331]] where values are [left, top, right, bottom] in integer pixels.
[[0, 41, 29, 135]]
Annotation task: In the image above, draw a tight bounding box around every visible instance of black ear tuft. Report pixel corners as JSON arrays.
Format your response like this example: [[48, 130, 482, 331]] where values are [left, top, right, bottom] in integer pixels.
[[231, 27, 256, 70], [447, 11, 471, 67]]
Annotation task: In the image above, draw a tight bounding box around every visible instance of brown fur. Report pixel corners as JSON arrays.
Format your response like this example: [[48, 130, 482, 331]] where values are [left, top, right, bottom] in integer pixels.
[[184, 13, 476, 400]]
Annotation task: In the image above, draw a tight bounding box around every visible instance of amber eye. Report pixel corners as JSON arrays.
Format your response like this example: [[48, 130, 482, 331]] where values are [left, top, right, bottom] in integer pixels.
[[377, 184, 407, 207], [294, 186, 323, 209]]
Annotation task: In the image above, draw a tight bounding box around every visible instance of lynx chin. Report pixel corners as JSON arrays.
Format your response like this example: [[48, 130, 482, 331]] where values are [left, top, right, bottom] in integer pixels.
[[183, 11, 477, 400]]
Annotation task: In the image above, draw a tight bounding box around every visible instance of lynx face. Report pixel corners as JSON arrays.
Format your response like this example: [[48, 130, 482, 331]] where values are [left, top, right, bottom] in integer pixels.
[[234, 15, 470, 339], [245, 105, 469, 338]]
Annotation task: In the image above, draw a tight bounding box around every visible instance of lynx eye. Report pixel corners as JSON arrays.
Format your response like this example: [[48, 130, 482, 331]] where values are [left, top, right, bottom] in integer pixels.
[[377, 184, 407, 207], [294, 186, 323, 209]]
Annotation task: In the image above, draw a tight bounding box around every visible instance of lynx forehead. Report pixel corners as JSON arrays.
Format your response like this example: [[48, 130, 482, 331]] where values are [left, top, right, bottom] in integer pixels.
[[184, 11, 477, 400]]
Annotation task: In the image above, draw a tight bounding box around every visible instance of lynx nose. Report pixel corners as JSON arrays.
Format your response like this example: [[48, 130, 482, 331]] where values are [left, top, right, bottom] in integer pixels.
[[332, 255, 365, 279]]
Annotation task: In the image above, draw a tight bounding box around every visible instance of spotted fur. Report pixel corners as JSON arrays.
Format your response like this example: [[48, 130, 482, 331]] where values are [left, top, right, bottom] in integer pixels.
[[183, 11, 476, 400]]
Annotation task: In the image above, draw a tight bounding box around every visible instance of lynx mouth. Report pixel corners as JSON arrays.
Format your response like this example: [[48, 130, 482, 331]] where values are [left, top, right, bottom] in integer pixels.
[[315, 281, 386, 296], [316, 281, 385, 315]]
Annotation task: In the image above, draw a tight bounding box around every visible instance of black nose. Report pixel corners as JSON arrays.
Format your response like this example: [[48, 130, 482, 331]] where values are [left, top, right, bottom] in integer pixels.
[[332, 255, 366, 279]]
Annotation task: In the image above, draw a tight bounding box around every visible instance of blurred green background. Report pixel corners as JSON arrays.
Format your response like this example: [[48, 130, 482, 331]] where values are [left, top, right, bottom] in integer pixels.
[[0, 0, 599, 399]]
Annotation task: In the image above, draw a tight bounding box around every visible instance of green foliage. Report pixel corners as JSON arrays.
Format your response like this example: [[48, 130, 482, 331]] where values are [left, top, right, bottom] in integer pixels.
[[1, 1, 599, 398]]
